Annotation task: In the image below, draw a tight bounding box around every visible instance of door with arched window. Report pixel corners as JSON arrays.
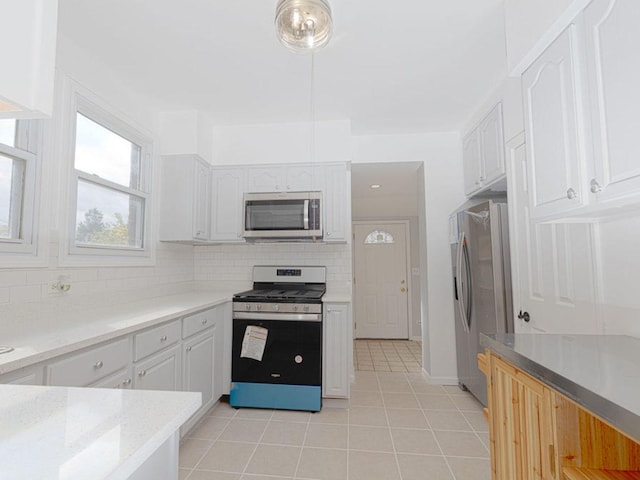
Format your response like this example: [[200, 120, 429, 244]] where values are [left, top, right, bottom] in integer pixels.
[[353, 222, 409, 339]]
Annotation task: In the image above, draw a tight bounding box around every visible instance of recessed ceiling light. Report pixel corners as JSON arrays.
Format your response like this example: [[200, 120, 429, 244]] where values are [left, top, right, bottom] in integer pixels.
[[370, 184, 381, 189]]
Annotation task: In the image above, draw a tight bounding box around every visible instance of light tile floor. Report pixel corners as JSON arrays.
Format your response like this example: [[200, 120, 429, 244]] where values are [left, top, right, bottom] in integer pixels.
[[178, 371, 491, 480], [354, 339, 422, 372]]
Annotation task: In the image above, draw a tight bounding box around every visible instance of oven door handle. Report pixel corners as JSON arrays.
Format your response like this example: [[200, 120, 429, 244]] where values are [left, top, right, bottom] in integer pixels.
[[233, 312, 322, 322]]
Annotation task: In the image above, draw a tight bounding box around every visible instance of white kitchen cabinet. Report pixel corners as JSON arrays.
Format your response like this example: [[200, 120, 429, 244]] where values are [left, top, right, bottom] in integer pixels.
[[183, 329, 217, 415], [89, 368, 133, 389], [323, 303, 352, 398], [211, 167, 246, 242], [463, 103, 506, 196], [323, 163, 350, 242], [134, 320, 181, 362], [46, 337, 131, 387], [583, 0, 640, 208], [0, 0, 58, 118], [247, 164, 324, 193], [133, 344, 181, 392], [0, 365, 44, 385], [523, 24, 588, 220], [221, 302, 232, 395], [159, 154, 210, 242]]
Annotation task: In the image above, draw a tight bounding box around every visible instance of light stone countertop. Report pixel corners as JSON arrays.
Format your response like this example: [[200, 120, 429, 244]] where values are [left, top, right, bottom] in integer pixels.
[[481, 333, 640, 443], [0, 290, 234, 375], [322, 293, 352, 303], [0, 384, 200, 480]]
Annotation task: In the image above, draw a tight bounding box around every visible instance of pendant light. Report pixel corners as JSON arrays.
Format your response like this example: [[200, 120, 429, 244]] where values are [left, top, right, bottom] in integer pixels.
[[275, 0, 333, 54]]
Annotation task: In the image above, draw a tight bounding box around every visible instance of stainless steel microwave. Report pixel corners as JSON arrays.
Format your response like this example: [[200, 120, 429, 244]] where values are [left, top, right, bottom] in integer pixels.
[[243, 191, 323, 240]]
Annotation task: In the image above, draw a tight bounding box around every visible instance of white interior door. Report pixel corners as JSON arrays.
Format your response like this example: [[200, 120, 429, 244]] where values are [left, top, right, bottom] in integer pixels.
[[353, 222, 409, 339]]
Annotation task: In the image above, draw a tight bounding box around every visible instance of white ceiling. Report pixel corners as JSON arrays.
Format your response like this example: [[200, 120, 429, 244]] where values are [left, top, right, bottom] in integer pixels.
[[57, 0, 507, 135]]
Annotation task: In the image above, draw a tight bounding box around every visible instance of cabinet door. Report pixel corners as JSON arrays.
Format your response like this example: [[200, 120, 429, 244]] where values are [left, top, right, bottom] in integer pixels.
[[323, 303, 351, 398], [463, 129, 482, 195], [323, 163, 349, 242], [286, 165, 324, 192], [491, 355, 556, 480], [0, 365, 44, 385], [523, 24, 588, 219], [480, 103, 506, 185], [584, 0, 640, 205], [211, 168, 245, 242], [134, 344, 181, 392], [183, 328, 216, 412], [247, 166, 285, 192], [89, 368, 133, 389], [193, 159, 210, 240]]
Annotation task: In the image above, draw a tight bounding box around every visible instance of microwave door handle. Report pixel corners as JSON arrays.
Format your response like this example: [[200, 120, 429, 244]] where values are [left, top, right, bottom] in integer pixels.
[[303, 199, 309, 229]]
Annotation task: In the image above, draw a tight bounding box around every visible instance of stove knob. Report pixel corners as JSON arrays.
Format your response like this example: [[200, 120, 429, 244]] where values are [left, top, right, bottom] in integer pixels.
[[256, 304, 262, 311], [292, 305, 298, 312], [245, 304, 251, 311], [304, 305, 310, 312], [272, 304, 280, 312]]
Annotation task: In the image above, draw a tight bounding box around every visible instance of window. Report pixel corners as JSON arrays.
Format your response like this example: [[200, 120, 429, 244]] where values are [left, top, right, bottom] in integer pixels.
[[67, 94, 152, 262], [0, 118, 39, 255], [364, 230, 395, 244]]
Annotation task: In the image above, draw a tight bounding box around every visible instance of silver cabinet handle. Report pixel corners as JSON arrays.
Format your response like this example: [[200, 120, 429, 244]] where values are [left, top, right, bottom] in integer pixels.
[[566, 188, 577, 200], [94, 361, 103, 369], [202, 318, 208, 325], [590, 179, 602, 194], [186, 346, 192, 352], [122, 378, 132, 386], [138, 370, 146, 377], [160, 335, 168, 342]]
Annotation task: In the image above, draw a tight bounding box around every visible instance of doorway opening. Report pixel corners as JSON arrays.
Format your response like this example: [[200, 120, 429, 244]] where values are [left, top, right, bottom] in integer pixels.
[[351, 161, 424, 360]]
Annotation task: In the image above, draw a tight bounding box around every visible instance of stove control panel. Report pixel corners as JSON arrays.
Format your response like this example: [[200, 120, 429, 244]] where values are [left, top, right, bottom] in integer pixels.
[[233, 302, 322, 314]]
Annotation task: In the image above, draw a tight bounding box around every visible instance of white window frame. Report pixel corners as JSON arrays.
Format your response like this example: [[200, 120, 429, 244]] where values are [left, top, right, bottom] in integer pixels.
[[0, 119, 42, 260], [60, 82, 155, 267]]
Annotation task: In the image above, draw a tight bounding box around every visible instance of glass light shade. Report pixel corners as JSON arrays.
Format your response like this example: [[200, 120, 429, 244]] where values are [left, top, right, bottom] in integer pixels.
[[275, 0, 333, 53]]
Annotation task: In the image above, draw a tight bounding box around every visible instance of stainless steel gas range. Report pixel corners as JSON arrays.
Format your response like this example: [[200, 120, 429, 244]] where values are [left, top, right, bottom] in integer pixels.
[[230, 266, 326, 412]]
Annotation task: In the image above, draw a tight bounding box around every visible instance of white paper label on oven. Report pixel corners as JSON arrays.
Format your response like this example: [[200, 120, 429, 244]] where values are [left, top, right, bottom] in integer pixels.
[[241, 325, 268, 361]]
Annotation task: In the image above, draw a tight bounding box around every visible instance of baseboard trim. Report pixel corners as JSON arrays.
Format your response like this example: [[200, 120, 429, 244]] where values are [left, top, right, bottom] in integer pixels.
[[421, 368, 458, 386]]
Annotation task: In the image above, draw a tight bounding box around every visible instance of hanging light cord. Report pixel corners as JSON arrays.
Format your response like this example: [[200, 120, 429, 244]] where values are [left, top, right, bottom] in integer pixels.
[[310, 52, 316, 164]]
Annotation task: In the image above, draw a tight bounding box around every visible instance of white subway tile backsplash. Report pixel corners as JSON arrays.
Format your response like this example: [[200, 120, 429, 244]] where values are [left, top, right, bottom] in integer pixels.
[[0, 271, 28, 288], [11, 285, 43, 303]]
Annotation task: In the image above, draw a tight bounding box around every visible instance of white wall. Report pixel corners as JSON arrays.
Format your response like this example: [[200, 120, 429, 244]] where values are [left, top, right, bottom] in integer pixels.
[[0, 33, 196, 321], [158, 110, 214, 163], [352, 132, 465, 383], [211, 120, 351, 165]]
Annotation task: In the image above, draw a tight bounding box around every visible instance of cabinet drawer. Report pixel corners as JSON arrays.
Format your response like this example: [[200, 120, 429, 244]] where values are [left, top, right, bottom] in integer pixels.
[[47, 338, 130, 387], [183, 308, 217, 338], [134, 320, 181, 361]]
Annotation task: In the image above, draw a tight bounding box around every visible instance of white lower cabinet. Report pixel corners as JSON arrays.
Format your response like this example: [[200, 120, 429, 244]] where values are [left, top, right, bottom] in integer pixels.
[[134, 344, 182, 392], [323, 302, 352, 398], [183, 329, 216, 414], [89, 368, 133, 389], [0, 365, 44, 385]]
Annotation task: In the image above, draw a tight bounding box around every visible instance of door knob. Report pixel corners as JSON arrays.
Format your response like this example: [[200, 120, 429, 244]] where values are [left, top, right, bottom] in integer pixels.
[[401, 280, 405, 284], [401, 288, 406, 293], [517, 310, 531, 323]]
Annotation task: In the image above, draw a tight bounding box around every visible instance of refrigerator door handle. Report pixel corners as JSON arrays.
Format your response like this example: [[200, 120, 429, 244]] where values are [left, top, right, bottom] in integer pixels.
[[463, 239, 472, 332], [456, 232, 470, 333]]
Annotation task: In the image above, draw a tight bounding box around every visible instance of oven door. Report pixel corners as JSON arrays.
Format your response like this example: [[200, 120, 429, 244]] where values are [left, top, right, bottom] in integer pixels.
[[232, 316, 322, 386]]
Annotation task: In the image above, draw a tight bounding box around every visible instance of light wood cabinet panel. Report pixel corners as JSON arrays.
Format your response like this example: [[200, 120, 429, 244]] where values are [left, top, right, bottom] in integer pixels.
[[483, 351, 640, 480]]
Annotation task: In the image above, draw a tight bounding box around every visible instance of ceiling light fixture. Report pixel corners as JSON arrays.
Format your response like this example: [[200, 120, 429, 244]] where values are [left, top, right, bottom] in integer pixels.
[[370, 184, 381, 189], [275, 0, 333, 54]]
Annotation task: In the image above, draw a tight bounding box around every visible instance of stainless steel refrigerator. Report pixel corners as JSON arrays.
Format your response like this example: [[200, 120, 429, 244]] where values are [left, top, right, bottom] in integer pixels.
[[449, 199, 513, 406]]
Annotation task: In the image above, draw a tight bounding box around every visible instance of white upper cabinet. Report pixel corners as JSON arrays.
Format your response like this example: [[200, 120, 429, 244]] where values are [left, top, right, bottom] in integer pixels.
[[522, 0, 640, 221], [210, 167, 245, 242], [247, 164, 324, 193], [0, 0, 58, 118], [463, 103, 506, 196], [523, 24, 588, 219], [323, 163, 350, 242], [159, 155, 210, 242], [583, 0, 640, 207]]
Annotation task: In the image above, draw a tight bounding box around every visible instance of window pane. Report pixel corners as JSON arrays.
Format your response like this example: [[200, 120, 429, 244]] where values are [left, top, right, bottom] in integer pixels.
[[0, 154, 25, 240], [74, 113, 141, 189], [364, 230, 395, 244], [0, 119, 16, 147], [75, 180, 144, 248]]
